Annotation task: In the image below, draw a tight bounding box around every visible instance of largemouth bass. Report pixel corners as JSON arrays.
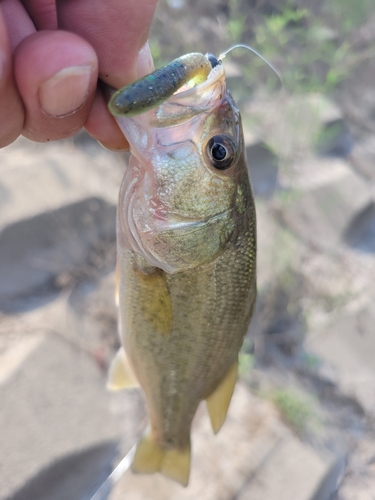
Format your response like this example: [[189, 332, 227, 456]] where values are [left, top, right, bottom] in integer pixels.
[[107, 52, 257, 487]]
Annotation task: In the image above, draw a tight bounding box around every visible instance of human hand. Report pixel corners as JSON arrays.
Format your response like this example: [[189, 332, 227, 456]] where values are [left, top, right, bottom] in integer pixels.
[[0, 0, 157, 149]]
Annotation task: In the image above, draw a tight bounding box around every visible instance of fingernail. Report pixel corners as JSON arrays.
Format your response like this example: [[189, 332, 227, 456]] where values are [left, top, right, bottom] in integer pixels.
[[136, 42, 154, 79], [39, 66, 92, 117], [98, 140, 129, 152]]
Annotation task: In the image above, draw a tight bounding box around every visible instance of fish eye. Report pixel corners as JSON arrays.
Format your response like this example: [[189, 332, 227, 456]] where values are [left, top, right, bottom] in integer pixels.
[[206, 135, 236, 170]]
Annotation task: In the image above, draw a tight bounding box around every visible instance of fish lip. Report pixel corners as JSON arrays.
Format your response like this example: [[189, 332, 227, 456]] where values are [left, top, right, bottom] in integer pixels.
[[169, 63, 225, 102], [111, 60, 227, 161]]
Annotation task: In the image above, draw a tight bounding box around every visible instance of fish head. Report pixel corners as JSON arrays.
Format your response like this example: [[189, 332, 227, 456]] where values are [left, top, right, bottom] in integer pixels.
[[116, 63, 251, 273]]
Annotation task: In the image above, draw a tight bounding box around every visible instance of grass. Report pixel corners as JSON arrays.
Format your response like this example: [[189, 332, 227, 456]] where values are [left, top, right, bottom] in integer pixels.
[[148, 0, 375, 103], [224, 0, 374, 94], [239, 338, 255, 376], [271, 388, 315, 433]]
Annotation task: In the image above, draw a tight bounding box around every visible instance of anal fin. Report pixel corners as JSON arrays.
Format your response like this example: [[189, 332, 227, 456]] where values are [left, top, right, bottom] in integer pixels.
[[132, 432, 191, 487], [206, 359, 238, 434], [107, 347, 139, 391]]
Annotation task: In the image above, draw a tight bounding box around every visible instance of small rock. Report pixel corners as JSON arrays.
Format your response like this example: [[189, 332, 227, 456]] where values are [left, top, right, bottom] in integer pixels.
[[344, 202, 375, 253], [236, 436, 339, 500], [256, 201, 304, 291], [305, 300, 375, 416], [316, 119, 353, 158], [277, 158, 373, 248], [247, 142, 279, 197], [350, 135, 375, 183], [338, 438, 375, 500], [0, 138, 124, 303]]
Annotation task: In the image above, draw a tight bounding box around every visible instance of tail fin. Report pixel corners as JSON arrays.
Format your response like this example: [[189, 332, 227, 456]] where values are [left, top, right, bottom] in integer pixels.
[[132, 433, 191, 487]]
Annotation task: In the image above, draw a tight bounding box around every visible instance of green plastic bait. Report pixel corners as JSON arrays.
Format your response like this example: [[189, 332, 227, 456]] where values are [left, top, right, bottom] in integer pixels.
[[108, 53, 213, 117]]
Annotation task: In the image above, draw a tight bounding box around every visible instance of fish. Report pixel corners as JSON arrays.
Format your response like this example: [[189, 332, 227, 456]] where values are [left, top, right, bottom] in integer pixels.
[[107, 52, 257, 487]]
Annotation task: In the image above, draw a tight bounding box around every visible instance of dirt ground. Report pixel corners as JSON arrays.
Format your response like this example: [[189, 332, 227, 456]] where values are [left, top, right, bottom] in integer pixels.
[[1, 1, 375, 499]]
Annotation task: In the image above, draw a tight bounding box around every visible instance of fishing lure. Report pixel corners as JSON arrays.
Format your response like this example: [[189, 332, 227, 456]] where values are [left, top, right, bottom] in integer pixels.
[[108, 44, 280, 118], [108, 53, 213, 117]]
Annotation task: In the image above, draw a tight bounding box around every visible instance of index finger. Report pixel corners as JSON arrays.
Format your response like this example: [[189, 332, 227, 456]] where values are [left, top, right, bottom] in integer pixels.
[[56, 0, 157, 88], [56, 0, 157, 148]]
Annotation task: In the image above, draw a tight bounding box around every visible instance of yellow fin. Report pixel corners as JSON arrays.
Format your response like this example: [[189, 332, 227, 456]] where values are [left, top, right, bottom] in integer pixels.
[[161, 445, 191, 487], [132, 433, 164, 474], [206, 360, 238, 434], [106, 347, 139, 391], [132, 433, 191, 487], [137, 268, 173, 335]]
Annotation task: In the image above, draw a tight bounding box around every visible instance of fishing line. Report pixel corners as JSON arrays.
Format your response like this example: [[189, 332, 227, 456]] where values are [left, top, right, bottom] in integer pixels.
[[219, 44, 283, 199], [89, 445, 136, 500], [219, 44, 283, 87]]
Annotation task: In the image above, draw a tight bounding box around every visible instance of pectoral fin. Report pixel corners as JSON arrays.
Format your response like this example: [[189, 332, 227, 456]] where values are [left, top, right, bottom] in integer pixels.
[[137, 268, 173, 335], [132, 432, 191, 487], [107, 347, 139, 391], [206, 360, 238, 434]]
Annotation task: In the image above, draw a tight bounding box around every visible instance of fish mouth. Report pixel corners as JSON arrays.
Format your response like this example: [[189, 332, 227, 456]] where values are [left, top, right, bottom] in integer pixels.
[[113, 62, 226, 147], [169, 62, 225, 102]]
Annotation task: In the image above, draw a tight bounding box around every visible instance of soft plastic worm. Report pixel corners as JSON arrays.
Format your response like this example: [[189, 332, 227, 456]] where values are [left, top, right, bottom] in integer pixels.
[[108, 53, 212, 117]]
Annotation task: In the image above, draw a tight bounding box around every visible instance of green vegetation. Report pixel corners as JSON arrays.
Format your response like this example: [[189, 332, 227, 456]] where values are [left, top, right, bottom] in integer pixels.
[[223, 0, 374, 94], [252, 7, 346, 92], [302, 353, 320, 372], [238, 352, 254, 376], [271, 388, 315, 433], [149, 0, 375, 98], [239, 338, 254, 376], [327, 0, 374, 33]]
